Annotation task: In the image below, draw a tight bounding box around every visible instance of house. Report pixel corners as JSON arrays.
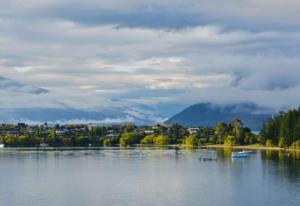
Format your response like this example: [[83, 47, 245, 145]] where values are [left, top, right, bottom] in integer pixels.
[[88, 124, 98, 130], [55, 129, 68, 136], [40, 143, 49, 147], [187, 128, 200, 135], [144, 130, 154, 135]]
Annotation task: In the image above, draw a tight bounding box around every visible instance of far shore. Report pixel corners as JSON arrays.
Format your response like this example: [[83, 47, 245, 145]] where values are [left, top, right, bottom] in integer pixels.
[[201, 144, 300, 152], [1, 144, 299, 152]]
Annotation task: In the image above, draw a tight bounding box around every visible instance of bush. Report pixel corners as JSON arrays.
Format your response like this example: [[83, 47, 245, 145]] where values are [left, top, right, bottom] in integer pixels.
[[153, 135, 170, 145], [291, 140, 300, 150], [183, 135, 198, 146], [140, 135, 154, 144]]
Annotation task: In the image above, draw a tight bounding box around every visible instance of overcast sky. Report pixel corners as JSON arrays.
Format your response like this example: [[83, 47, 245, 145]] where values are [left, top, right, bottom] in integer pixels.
[[1, 0, 300, 113]]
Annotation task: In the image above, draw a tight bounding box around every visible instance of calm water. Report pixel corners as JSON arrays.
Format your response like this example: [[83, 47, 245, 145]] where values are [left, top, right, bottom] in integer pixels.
[[0, 147, 300, 206]]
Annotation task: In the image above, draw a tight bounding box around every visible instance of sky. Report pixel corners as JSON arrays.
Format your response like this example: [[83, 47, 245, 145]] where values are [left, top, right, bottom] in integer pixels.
[[1, 0, 300, 121]]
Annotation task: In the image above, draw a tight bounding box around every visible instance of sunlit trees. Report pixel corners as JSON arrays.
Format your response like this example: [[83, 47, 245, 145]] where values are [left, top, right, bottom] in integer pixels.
[[224, 135, 237, 146], [183, 135, 198, 146], [102, 138, 112, 146], [153, 135, 171, 145], [119, 132, 140, 147], [140, 135, 154, 144], [260, 108, 300, 147]]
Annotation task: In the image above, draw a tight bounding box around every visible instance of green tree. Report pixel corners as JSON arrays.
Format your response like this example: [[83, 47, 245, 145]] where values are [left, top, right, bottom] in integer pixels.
[[62, 138, 72, 146], [103, 138, 113, 146], [153, 135, 171, 145], [230, 119, 245, 144], [183, 135, 198, 146], [215, 122, 228, 144], [224, 135, 237, 146], [120, 132, 139, 147], [278, 137, 287, 148], [265, 139, 273, 147], [140, 135, 154, 144], [75, 136, 90, 146]]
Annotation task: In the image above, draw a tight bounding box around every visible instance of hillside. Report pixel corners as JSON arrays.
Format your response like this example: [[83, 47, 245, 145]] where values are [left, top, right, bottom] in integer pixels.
[[166, 103, 272, 130]]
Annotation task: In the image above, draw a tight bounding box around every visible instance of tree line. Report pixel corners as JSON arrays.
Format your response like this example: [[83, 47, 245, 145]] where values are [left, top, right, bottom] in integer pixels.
[[0, 119, 255, 147], [260, 108, 300, 149]]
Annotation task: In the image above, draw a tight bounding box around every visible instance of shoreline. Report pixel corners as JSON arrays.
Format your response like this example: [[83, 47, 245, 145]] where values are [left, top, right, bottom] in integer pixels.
[[1, 144, 300, 152], [201, 144, 300, 152]]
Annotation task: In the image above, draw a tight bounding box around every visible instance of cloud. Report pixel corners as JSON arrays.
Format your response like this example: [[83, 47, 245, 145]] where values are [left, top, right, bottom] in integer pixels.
[[0, 76, 48, 94], [1, 0, 300, 122]]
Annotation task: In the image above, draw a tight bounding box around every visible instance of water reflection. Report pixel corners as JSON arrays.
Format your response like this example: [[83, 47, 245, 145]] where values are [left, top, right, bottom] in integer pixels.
[[0, 147, 300, 206]]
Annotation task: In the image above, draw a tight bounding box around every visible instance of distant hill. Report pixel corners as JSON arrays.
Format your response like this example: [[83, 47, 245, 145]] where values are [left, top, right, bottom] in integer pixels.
[[165, 103, 273, 130], [0, 107, 165, 125]]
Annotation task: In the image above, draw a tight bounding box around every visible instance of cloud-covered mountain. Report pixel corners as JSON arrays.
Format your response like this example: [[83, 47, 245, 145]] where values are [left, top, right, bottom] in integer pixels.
[[166, 103, 273, 130], [0, 107, 166, 125], [0, 76, 48, 95]]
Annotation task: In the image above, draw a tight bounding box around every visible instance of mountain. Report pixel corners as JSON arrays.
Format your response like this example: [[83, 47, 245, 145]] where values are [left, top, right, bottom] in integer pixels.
[[165, 103, 273, 130], [0, 107, 166, 125], [0, 76, 48, 94]]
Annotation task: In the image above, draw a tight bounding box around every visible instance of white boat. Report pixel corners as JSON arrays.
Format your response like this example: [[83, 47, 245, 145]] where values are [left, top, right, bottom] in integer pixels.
[[242, 150, 255, 154], [0, 143, 4, 148], [231, 151, 250, 158]]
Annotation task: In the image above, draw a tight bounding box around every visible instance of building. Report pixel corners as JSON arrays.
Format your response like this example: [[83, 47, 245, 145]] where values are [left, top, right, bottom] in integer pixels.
[[187, 128, 200, 135]]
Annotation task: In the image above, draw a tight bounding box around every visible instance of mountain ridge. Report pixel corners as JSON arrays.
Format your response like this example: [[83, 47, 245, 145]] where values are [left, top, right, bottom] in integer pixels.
[[165, 102, 273, 130]]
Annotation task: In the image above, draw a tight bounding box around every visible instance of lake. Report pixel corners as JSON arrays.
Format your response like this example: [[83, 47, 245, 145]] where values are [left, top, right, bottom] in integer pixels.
[[0, 147, 300, 206]]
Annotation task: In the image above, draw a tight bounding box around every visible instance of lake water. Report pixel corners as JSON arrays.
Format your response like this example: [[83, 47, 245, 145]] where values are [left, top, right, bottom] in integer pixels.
[[0, 147, 300, 206]]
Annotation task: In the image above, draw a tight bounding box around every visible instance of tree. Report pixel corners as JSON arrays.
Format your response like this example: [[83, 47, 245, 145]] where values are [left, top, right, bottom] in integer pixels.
[[260, 108, 300, 147], [215, 122, 228, 144], [183, 135, 198, 146], [19, 135, 33, 146], [62, 138, 72, 146], [168, 124, 186, 143], [153, 135, 171, 145], [75, 136, 90, 146], [141, 135, 154, 144], [224, 135, 237, 146], [120, 132, 139, 147], [265, 139, 273, 147], [278, 137, 287, 148], [103, 138, 113, 146], [230, 118, 245, 144]]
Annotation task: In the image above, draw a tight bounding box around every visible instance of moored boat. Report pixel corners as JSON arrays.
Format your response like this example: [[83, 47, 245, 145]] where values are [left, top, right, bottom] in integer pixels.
[[231, 151, 250, 158], [242, 150, 255, 154]]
